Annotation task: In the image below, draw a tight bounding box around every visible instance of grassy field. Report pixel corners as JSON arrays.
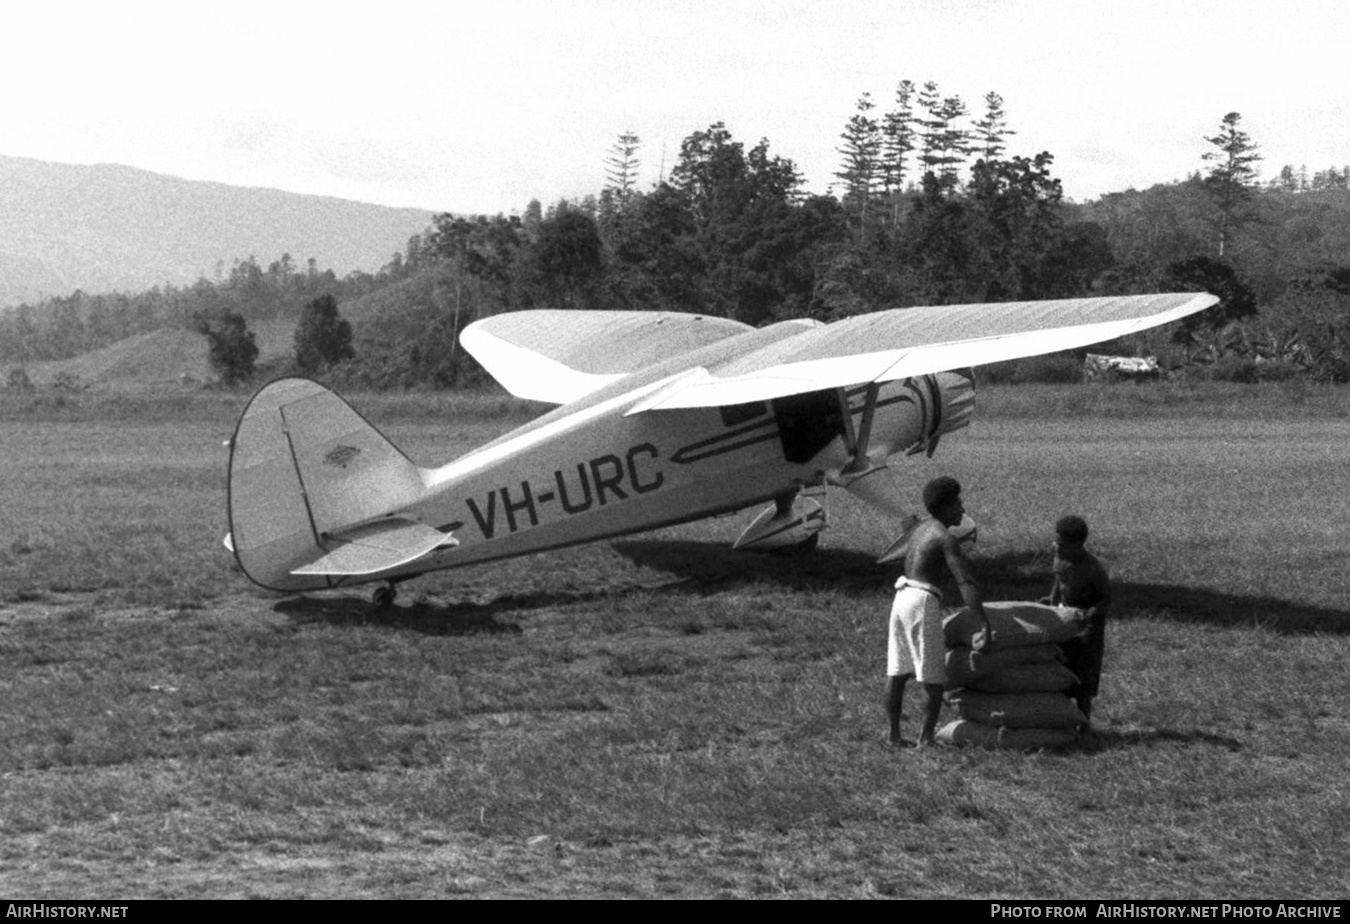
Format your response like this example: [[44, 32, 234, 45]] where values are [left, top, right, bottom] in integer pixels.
[[1, 382, 1348, 898]]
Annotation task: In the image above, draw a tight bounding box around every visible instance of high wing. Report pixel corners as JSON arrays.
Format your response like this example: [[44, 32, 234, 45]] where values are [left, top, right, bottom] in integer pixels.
[[460, 309, 755, 404], [626, 293, 1218, 412]]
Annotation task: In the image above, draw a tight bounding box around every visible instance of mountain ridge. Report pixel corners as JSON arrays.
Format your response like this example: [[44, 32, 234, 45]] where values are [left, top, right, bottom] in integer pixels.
[[0, 155, 436, 308]]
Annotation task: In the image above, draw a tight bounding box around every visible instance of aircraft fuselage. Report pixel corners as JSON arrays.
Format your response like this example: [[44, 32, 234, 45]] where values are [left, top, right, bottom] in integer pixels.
[[383, 366, 973, 580]]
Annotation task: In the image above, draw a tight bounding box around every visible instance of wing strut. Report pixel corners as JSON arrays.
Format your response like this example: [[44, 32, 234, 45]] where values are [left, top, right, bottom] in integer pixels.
[[837, 382, 882, 480], [827, 382, 912, 521]]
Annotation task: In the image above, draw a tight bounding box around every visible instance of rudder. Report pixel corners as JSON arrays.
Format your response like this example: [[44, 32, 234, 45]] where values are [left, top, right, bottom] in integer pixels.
[[227, 378, 428, 591]]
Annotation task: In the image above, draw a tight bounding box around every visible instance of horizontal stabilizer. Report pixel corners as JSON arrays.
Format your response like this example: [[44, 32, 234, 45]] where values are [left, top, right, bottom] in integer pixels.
[[291, 519, 456, 577]]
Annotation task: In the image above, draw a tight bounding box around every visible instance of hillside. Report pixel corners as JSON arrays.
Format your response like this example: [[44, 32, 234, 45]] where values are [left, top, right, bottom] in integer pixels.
[[0, 156, 435, 308], [23, 320, 295, 389]]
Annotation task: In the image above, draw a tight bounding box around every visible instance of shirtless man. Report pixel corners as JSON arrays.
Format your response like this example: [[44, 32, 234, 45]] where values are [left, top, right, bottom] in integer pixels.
[[886, 476, 991, 747]]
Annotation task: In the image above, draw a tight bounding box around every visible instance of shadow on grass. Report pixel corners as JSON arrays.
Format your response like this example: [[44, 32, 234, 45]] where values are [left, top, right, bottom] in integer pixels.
[[1080, 727, 1245, 754], [273, 541, 1347, 638], [613, 538, 885, 594], [273, 595, 523, 636], [615, 541, 1350, 636], [980, 550, 1350, 635], [1112, 581, 1350, 635]]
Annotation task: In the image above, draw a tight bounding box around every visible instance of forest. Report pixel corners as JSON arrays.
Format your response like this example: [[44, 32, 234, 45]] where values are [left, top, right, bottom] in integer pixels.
[[4, 82, 1350, 387]]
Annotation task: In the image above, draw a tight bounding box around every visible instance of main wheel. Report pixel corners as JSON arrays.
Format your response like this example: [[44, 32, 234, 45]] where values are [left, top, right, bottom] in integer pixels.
[[372, 584, 397, 609]]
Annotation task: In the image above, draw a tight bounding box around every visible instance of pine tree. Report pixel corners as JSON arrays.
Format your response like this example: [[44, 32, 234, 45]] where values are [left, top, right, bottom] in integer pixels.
[[917, 81, 943, 178], [973, 91, 1015, 160], [934, 94, 970, 190], [881, 80, 917, 222], [605, 131, 642, 203], [915, 83, 967, 193], [1201, 111, 1261, 256], [835, 93, 883, 232]]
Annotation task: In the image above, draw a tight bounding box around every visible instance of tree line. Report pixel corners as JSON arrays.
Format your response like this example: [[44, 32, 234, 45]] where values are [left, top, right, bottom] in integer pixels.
[[5, 88, 1349, 387], [345, 95, 1348, 385]]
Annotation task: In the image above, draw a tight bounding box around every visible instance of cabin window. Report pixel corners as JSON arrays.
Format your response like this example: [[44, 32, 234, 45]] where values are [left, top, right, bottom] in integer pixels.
[[720, 401, 768, 427], [773, 389, 845, 464]]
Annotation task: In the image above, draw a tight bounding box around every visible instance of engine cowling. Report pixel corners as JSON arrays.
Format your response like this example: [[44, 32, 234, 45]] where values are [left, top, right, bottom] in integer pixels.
[[863, 368, 976, 462], [923, 367, 976, 452]]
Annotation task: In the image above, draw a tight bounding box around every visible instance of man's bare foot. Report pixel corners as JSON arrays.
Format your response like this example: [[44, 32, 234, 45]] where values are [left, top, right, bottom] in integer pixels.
[[887, 735, 915, 748]]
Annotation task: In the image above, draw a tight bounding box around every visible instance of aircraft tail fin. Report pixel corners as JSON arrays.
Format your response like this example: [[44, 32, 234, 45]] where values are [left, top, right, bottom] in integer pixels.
[[227, 378, 433, 591]]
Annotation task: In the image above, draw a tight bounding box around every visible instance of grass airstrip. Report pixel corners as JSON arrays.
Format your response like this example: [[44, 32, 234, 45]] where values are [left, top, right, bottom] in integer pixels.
[[1, 382, 1347, 898]]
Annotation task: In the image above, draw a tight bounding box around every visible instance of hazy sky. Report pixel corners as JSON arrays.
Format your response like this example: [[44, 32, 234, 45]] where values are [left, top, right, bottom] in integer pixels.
[[6, 0, 1347, 214]]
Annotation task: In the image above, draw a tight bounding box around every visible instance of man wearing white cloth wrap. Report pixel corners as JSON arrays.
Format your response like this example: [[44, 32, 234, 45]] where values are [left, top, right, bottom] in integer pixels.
[[886, 476, 991, 747]]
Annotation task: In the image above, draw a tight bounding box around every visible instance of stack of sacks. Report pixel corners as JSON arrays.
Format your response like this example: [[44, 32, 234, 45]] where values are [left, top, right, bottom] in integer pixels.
[[937, 601, 1088, 749]]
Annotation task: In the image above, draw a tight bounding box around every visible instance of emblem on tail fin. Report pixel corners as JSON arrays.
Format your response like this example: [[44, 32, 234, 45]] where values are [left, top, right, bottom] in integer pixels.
[[323, 445, 362, 468]]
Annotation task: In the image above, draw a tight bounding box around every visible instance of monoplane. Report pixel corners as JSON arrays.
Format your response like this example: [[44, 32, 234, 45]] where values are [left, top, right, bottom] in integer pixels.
[[225, 293, 1216, 605]]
